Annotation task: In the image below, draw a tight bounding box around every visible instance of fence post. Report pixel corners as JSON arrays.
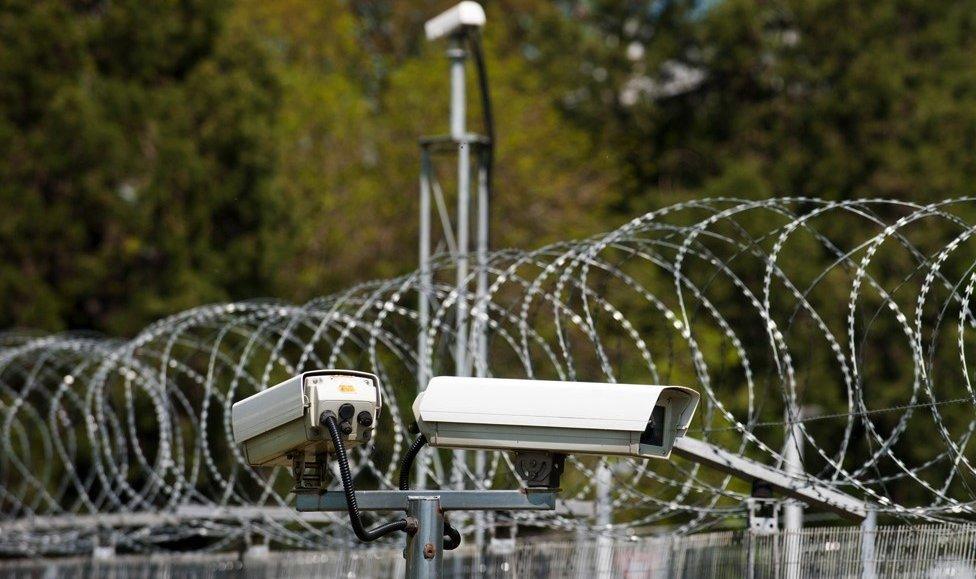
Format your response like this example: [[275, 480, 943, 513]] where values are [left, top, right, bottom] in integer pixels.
[[783, 412, 805, 579], [595, 463, 613, 579], [860, 507, 877, 579]]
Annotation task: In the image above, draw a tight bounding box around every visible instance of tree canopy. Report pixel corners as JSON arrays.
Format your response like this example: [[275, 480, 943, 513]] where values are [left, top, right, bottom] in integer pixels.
[[2, 0, 974, 335]]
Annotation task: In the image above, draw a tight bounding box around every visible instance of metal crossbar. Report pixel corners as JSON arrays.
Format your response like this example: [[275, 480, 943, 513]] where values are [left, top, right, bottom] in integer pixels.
[[673, 437, 869, 520], [295, 490, 557, 512]]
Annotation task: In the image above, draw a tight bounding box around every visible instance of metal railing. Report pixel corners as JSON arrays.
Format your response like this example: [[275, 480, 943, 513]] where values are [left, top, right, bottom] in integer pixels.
[[3, 525, 975, 578]]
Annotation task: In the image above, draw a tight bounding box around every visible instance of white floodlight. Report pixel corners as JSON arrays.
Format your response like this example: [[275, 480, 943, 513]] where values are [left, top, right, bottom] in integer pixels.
[[425, 1, 486, 41]]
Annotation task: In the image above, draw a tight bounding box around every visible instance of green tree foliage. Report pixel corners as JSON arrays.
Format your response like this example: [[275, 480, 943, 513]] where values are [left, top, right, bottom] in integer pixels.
[[557, 0, 976, 207], [13, 0, 975, 334], [0, 0, 280, 334]]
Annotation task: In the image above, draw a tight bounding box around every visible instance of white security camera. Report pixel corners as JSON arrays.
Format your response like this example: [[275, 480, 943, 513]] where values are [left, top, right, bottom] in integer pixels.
[[424, 1, 486, 41], [232, 370, 381, 469], [412, 377, 699, 486]]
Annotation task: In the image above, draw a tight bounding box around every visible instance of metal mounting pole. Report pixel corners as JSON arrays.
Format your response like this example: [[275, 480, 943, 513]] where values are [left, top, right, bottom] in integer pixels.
[[475, 150, 489, 376], [447, 39, 470, 576], [860, 507, 877, 579], [783, 410, 804, 579], [450, 35, 470, 381], [419, 148, 432, 393], [405, 496, 444, 579], [595, 463, 613, 579], [473, 116, 490, 576], [419, 10, 493, 560], [417, 147, 433, 490]]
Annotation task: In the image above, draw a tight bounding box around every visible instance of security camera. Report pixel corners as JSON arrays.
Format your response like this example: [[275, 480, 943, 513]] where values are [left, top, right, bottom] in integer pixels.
[[411, 377, 699, 486], [232, 370, 381, 472], [235, 371, 424, 544], [425, 1, 486, 41]]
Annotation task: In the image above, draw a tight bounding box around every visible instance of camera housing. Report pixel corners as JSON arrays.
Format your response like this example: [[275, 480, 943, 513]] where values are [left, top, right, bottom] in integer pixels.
[[232, 370, 381, 468], [412, 377, 699, 460], [424, 1, 486, 41]]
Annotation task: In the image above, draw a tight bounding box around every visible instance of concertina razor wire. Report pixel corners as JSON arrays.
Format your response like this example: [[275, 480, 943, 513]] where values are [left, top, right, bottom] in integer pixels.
[[3, 197, 976, 555]]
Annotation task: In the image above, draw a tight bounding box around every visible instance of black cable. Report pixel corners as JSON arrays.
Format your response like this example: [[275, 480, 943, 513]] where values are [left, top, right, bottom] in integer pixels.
[[443, 521, 462, 550], [468, 32, 495, 146], [468, 31, 494, 253], [322, 413, 408, 542], [397, 432, 462, 550], [399, 433, 428, 491]]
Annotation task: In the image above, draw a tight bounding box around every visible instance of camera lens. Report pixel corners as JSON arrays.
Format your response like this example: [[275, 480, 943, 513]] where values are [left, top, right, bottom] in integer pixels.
[[357, 411, 373, 427], [639, 405, 666, 447]]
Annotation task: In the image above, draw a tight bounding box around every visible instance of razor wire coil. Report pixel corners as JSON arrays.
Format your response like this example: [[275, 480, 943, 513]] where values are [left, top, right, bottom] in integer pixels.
[[3, 197, 976, 554]]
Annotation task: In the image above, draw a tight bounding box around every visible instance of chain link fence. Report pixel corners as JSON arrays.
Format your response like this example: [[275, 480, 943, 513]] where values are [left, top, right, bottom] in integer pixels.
[[1, 525, 974, 578]]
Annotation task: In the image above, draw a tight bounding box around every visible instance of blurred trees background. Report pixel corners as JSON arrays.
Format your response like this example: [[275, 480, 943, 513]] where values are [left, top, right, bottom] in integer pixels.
[[2, 0, 975, 335]]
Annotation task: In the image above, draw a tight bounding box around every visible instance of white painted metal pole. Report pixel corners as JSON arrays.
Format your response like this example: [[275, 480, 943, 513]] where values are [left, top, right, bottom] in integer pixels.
[[473, 145, 490, 571], [860, 507, 877, 579], [417, 147, 432, 490], [449, 37, 466, 141], [783, 412, 804, 579], [448, 38, 470, 578], [475, 151, 488, 368], [474, 127, 490, 379], [419, 149, 432, 393], [448, 36, 469, 492], [595, 462, 613, 579], [450, 37, 470, 380]]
